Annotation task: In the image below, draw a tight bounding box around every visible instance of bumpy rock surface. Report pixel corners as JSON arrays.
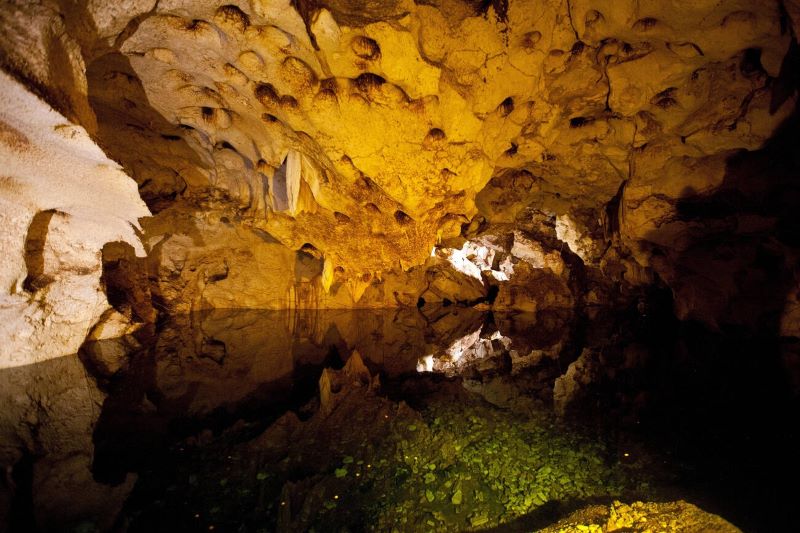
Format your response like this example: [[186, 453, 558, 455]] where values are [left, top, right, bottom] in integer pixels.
[[0, 70, 149, 368], [540, 499, 741, 533], [2, 0, 797, 324]]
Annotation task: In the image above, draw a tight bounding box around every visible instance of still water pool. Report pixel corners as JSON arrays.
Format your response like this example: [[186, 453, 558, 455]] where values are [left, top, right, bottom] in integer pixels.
[[1, 308, 797, 532]]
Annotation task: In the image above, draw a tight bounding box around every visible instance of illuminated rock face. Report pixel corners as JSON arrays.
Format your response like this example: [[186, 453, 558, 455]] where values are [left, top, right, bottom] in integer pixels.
[[1, 0, 799, 326], [0, 71, 149, 368], [540, 499, 741, 532]]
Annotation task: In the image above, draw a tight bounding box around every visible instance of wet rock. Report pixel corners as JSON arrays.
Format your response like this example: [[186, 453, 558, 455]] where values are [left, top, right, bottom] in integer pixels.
[[511, 230, 566, 275], [555, 214, 600, 264], [540, 499, 741, 533]]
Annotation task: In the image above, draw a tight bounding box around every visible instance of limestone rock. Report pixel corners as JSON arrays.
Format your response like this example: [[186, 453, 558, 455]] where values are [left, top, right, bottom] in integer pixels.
[[494, 261, 573, 312], [555, 214, 599, 264], [0, 71, 149, 368], [1, 0, 799, 348], [88, 309, 142, 341], [0, 2, 96, 129], [2, 0, 787, 311], [511, 231, 565, 274]]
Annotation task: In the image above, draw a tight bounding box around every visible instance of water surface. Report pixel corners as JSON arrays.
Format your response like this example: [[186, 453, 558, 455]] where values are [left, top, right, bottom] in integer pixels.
[[2, 307, 798, 531]]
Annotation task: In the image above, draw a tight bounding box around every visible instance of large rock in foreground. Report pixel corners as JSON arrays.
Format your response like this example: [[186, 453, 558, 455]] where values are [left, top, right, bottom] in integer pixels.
[[541, 500, 740, 533]]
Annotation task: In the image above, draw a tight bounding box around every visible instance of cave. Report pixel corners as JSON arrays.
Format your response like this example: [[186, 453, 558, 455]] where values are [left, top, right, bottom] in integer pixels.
[[1, 1, 799, 531]]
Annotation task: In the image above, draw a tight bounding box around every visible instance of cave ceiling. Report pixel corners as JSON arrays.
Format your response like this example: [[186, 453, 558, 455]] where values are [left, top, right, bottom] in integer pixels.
[[3, 0, 798, 290], [36, 0, 780, 275]]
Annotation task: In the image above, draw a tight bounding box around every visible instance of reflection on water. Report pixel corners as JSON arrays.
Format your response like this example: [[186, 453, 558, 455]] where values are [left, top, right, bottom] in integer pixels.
[[2, 307, 797, 531], [0, 354, 135, 532], [85, 308, 571, 433], [1, 307, 573, 531], [87, 308, 505, 485]]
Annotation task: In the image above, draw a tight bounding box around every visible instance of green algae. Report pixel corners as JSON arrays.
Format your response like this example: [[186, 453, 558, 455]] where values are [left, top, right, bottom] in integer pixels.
[[124, 384, 660, 532], [292, 396, 650, 532]]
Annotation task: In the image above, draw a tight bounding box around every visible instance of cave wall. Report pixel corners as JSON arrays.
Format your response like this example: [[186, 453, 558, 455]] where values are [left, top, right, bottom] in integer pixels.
[[0, 70, 149, 368], [1, 0, 799, 339]]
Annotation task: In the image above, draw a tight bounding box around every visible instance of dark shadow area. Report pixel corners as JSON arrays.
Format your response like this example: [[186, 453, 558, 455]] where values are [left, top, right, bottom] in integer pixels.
[[22, 209, 57, 293], [101, 241, 157, 323], [86, 52, 205, 212], [7, 452, 35, 533], [86, 308, 496, 487], [631, 86, 800, 530]]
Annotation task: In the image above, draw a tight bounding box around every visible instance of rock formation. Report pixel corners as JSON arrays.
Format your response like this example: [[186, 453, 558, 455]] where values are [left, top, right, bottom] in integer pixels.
[[0, 71, 149, 367], [1, 0, 798, 343], [1, 1, 799, 526], [540, 499, 741, 533]]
